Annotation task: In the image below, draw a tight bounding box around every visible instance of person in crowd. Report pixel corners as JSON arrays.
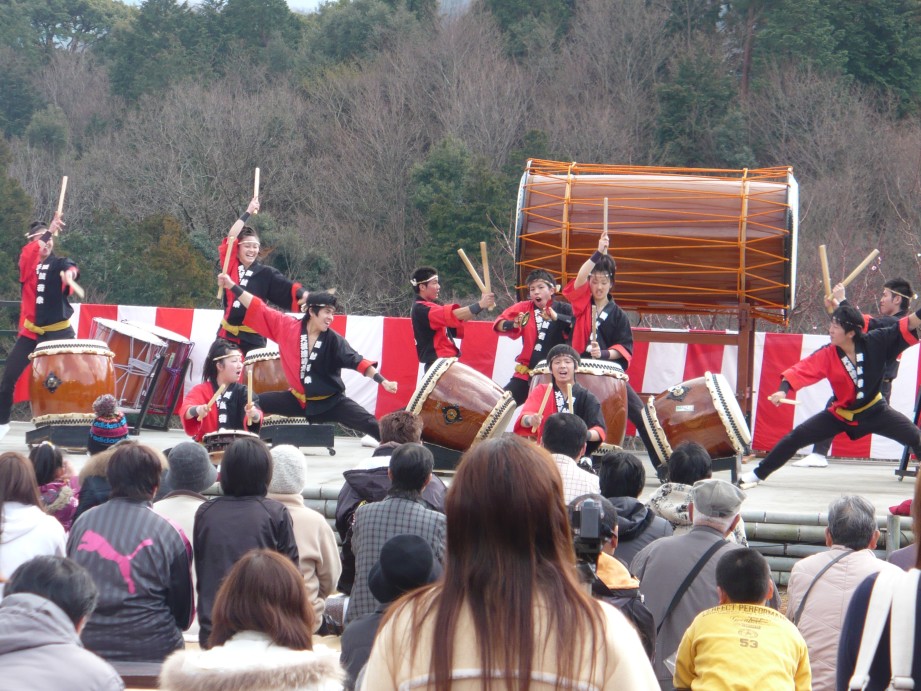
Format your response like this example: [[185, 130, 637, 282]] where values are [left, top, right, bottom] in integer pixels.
[[786, 495, 899, 691], [493, 269, 573, 404], [514, 344, 606, 454], [86, 394, 129, 456], [409, 266, 495, 370], [0, 556, 123, 691], [541, 413, 600, 504], [0, 214, 75, 440], [632, 479, 752, 689], [563, 230, 664, 479], [66, 442, 192, 662], [888, 498, 917, 570], [370, 409, 423, 459], [673, 549, 811, 690], [647, 441, 748, 546], [569, 494, 655, 661], [179, 339, 262, 441], [341, 534, 442, 690], [29, 442, 79, 531], [193, 436, 298, 647], [218, 274, 397, 440], [0, 452, 66, 597], [360, 435, 657, 688], [160, 549, 343, 691], [598, 451, 673, 569], [267, 445, 341, 633], [345, 443, 446, 625], [72, 446, 120, 523], [741, 284, 921, 486], [215, 196, 312, 355], [837, 475, 921, 688]]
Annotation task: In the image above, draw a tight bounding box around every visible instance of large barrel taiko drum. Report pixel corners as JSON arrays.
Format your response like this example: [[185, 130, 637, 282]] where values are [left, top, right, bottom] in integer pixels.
[[407, 358, 517, 452], [29, 340, 115, 423], [125, 321, 194, 412], [244, 347, 287, 395], [641, 371, 751, 464], [90, 318, 166, 409]]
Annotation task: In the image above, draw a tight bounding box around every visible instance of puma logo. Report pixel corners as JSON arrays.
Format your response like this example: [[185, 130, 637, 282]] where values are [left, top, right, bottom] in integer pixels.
[[77, 531, 153, 594]]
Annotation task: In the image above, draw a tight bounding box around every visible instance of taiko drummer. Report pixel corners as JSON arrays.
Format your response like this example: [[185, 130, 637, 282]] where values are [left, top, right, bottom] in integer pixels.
[[563, 230, 666, 480], [180, 339, 262, 441], [0, 214, 78, 440], [514, 344, 606, 454], [493, 269, 573, 405], [217, 196, 311, 355]]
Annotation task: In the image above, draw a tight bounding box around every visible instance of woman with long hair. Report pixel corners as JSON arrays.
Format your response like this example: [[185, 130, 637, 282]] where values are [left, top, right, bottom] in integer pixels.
[[0, 451, 65, 595], [29, 442, 79, 531], [361, 435, 657, 689], [160, 549, 342, 691]]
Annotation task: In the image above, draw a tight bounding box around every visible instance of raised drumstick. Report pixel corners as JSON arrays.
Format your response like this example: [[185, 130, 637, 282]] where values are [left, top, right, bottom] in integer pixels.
[[253, 168, 260, 203], [247, 368, 253, 407], [457, 248, 488, 293], [819, 244, 832, 314], [479, 241, 494, 311], [198, 383, 227, 421], [216, 239, 237, 300], [603, 197, 608, 234], [56, 176, 68, 216], [60, 271, 84, 299], [566, 382, 574, 414], [840, 249, 880, 289], [532, 383, 554, 433]]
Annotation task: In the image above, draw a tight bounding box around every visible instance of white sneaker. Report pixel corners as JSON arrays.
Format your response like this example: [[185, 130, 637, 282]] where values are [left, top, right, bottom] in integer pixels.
[[792, 453, 828, 468], [0, 423, 9, 440], [360, 434, 379, 448], [739, 470, 761, 489]]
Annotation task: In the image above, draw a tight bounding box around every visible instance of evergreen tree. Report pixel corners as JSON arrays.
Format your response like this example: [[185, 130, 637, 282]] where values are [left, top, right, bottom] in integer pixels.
[[0, 140, 34, 299]]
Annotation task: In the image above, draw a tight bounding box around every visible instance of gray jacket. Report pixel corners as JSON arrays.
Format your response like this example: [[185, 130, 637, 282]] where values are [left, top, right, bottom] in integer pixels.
[[608, 496, 674, 570], [0, 593, 124, 691]]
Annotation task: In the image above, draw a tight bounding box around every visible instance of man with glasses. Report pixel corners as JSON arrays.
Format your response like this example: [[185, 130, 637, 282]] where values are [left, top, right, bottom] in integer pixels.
[[216, 196, 310, 354]]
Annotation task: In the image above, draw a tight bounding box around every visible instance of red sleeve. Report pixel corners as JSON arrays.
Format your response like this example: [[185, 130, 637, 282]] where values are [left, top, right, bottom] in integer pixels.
[[19, 241, 41, 283], [562, 278, 592, 318], [356, 358, 376, 376], [180, 383, 217, 441], [513, 383, 556, 439], [782, 347, 833, 391], [218, 238, 240, 303], [290, 282, 304, 312], [493, 302, 525, 339], [243, 296, 289, 342], [609, 345, 632, 364], [899, 316, 920, 346], [428, 303, 464, 330]]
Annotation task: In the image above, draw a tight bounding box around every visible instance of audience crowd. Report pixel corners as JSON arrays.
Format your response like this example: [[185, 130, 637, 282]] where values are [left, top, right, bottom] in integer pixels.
[[0, 408, 919, 691]]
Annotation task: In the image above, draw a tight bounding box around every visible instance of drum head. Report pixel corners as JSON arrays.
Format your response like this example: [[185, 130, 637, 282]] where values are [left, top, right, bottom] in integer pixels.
[[93, 318, 166, 347], [705, 372, 752, 451], [245, 347, 281, 364], [31, 339, 113, 357], [124, 321, 192, 345]]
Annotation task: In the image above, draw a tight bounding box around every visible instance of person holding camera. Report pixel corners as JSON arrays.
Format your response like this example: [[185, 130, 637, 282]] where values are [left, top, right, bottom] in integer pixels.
[[570, 494, 655, 661]]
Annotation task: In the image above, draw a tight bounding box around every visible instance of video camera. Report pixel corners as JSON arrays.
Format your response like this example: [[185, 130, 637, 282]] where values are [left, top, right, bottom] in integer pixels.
[[570, 498, 606, 583]]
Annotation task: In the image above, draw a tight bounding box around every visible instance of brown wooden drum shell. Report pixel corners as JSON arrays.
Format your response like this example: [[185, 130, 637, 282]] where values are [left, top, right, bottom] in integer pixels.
[[407, 358, 516, 452], [530, 362, 628, 447], [29, 342, 115, 419], [90, 318, 165, 408], [126, 321, 195, 411], [245, 349, 288, 395]]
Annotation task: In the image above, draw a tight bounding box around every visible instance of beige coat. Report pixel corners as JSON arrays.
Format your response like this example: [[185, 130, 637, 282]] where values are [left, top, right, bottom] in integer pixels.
[[786, 546, 901, 691], [267, 493, 341, 628]]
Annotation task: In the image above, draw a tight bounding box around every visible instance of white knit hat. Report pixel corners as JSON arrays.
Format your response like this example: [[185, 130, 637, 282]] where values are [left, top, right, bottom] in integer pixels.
[[269, 445, 307, 494]]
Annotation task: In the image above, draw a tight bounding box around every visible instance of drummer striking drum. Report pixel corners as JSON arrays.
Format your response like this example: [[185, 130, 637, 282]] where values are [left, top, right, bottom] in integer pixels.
[[514, 344, 606, 455], [494, 269, 573, 405], [0, 214, 78, 439], [180, 339, 262, 441]]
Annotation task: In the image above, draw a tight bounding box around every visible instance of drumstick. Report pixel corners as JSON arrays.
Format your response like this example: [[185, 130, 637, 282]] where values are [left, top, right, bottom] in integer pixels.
[[819, 244, 833, 314], [60, 271, 84, 299], [591, 304, 598, 344], [479, 241, 494, 311], [217, 238, 237, 299], [603, 197, 608, 234], [457, 248, 488, 293], [253, 167, 260, 204], [245, 368, 254, 427], [840, 249, 880, 289], [198, 383, 227, 421], [56, 176, 68, 217], [777, 398, 799, 406], [532, 384, 554, 433], [566, 383, 574, 414]]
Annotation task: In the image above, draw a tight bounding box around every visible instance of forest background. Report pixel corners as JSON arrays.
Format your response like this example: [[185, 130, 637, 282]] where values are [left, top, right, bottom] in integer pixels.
[[2, 0, 921, 334]]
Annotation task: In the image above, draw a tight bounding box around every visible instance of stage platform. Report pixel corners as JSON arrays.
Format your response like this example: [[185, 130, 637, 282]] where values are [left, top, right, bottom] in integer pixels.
[[3, 421, 915, 516]]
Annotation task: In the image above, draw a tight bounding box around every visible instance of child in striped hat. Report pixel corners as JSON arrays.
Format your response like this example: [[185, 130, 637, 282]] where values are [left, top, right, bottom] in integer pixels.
[[87, 394, 129, 454]]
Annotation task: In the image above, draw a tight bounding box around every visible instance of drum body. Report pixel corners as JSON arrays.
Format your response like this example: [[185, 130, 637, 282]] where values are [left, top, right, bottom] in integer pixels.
[[29, 340, 115, 422], [125, 321, 194, 413], [530, 359, 628, 447], [516, 162, 798, 325], [641, 371, 752, 464], [407, 358, 517, 452], [245, 347, 288, 394], [90, 318, 166, 409], [202, 429, 261, 461]]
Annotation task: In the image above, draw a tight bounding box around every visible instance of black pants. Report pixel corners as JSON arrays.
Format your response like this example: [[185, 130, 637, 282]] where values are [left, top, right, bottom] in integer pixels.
[[504, 376, 531, 406], [756, 403, 921, 480], [0, 329, 75, 424], [810, 381, 894, 456], [626, 383, 662, 469], [258, 390, 381, 440]]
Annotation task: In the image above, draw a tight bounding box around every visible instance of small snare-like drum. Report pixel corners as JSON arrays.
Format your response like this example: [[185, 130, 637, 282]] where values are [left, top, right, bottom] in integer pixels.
[[530, 359, 629, 447], [245, 347, 287, 394], [202, 429, 261, 461], [641, 371, 751, 464], [125, 321, 194, 414], [29, 340, 115, 423], [407, 358, 517, 452], [90, 318, 166, 409]]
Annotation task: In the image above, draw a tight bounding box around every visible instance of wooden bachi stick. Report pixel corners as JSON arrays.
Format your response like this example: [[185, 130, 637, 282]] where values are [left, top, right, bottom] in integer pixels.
[[253, 167, 260, 202], [56, 176, 68, 216], [532, 384, 554, 433], [60, 271, 84, 299], [198, 384, 227, 421], [840, 250, 880, 289], [566, 383, 574, 414], [819, 244, 833, 314], [479, 241, 494, 311], [457, 248, 487, 293]]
